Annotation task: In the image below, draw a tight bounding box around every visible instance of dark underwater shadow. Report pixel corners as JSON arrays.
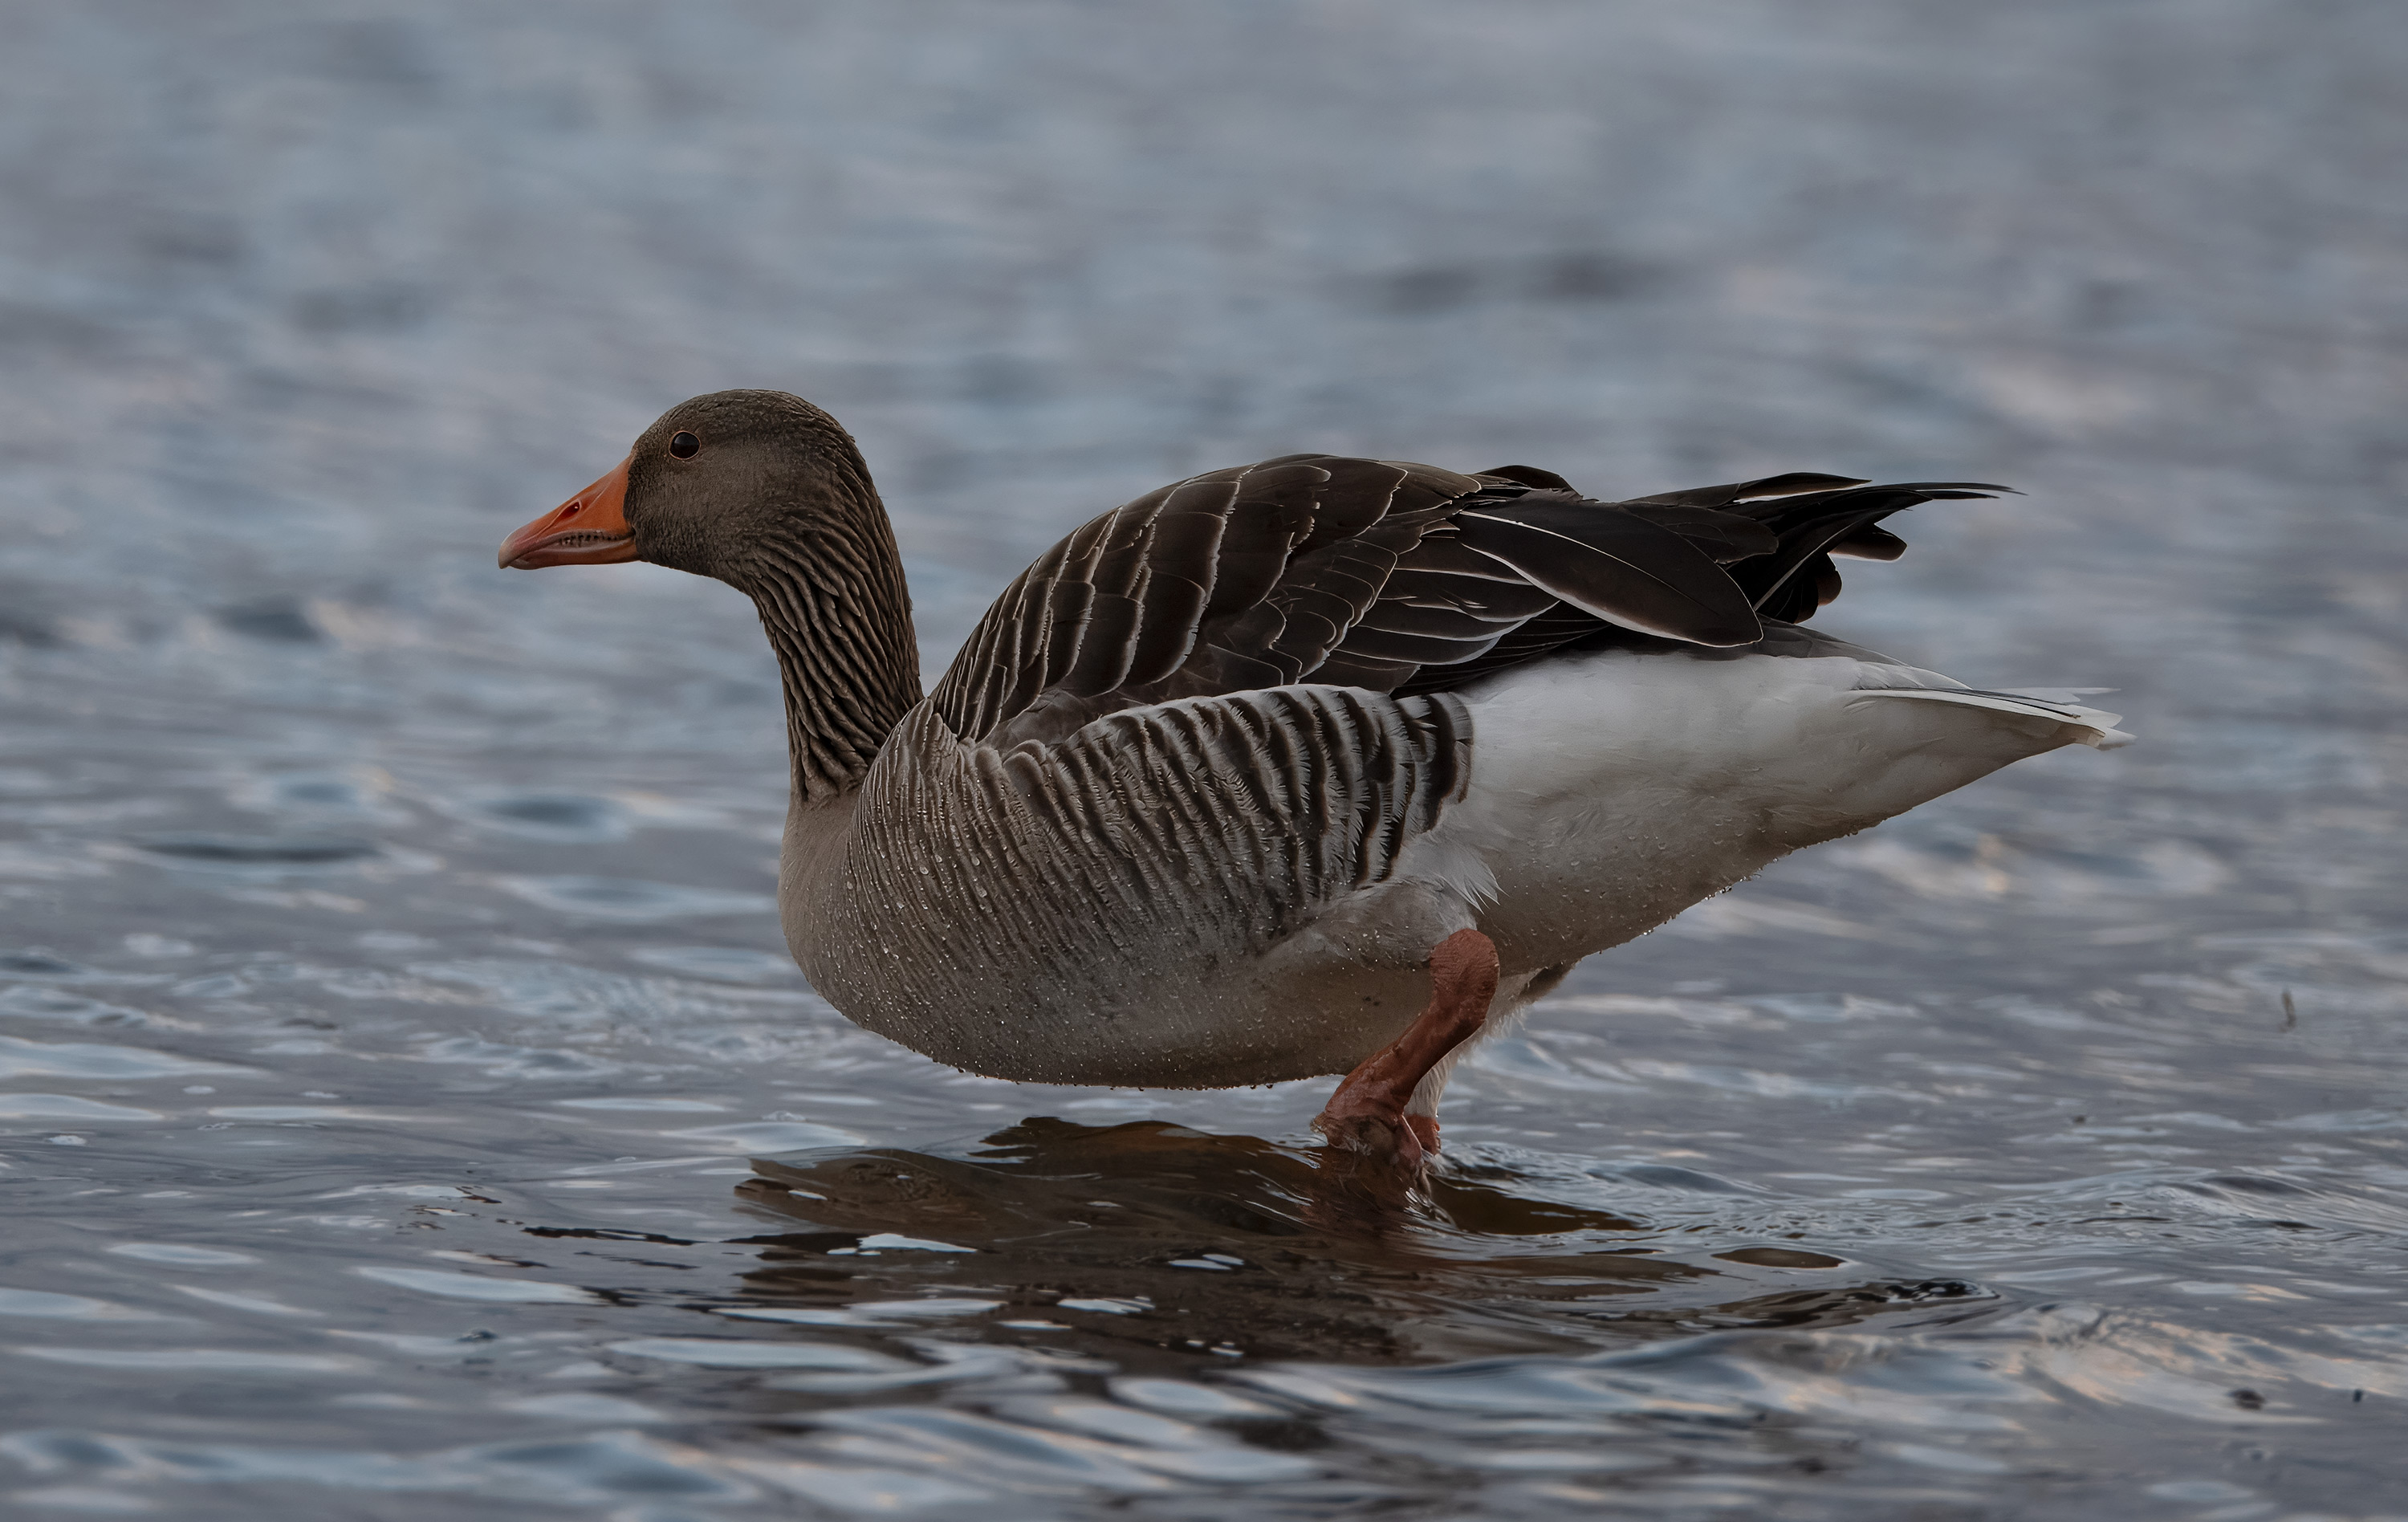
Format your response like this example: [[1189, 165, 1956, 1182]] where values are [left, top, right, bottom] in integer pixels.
[[721, 1118, 1995, 1370]]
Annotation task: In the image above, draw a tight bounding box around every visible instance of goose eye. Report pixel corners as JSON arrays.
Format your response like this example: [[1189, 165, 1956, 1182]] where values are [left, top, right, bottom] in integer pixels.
[[669, 431, 700, 459]]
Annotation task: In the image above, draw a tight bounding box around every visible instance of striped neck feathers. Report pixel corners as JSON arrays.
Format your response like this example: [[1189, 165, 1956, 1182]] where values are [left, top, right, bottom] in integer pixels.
[[725, 452, 922, 804]]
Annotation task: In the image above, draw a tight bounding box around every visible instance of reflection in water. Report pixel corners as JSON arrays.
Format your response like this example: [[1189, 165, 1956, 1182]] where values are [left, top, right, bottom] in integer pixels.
[[730, 1120, 1991, 1371]]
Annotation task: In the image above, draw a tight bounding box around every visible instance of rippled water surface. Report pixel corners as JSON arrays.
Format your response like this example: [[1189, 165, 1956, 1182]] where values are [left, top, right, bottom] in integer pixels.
[[5, 3, 2406, 1516]]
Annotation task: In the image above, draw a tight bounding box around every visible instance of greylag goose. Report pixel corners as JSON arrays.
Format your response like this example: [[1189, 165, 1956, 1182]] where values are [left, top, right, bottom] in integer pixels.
[[502, 391, 2127, 1169]]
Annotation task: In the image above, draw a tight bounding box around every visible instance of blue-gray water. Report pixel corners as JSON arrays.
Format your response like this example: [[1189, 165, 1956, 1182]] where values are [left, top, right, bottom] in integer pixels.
[[4, 3, 2406, 1516]]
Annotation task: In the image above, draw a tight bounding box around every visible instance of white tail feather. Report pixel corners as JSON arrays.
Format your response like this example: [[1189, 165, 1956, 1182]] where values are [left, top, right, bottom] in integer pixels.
[[1849, 686, 2133, 749]]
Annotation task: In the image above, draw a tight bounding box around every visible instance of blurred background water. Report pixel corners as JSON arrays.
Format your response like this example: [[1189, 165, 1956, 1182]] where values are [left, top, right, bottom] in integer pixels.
[[2, 2, 2405, 1517]]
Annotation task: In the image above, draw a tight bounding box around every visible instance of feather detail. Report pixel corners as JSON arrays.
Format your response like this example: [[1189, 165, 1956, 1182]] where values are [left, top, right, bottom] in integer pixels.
[[932, 454, 2015, 745], [807, 686, 1473, 1083], [1452, 504, 1763, 646], [1850, 686, 2133, 749]]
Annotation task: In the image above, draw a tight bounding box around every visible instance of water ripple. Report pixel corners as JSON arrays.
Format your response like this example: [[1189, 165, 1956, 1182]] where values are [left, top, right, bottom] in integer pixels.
[[352, 1268, 600, 1305], [494, 877, 778, 922], [0, 1035, 236, 1080]]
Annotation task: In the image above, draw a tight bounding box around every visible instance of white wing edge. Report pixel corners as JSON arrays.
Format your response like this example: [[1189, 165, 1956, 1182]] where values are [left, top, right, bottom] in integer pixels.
[[1848, 686, 2136, 750]]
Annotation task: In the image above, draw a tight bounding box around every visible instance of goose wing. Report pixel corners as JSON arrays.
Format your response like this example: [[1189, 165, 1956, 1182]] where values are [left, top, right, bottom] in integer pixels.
[[929, 456, 2005, 740], [930, 454, 1479, 748], [1386, 473, 2008, 695]]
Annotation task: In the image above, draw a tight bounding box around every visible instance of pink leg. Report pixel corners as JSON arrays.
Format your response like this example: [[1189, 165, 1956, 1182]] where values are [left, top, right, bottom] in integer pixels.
[[1313, 929, 1499, 1172]]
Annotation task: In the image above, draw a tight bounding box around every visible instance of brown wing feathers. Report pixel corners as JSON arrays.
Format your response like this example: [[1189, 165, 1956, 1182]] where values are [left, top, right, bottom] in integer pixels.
[[930, 455, 2005, 744], [1450, 499, 1763, 645], [1717, 481, 2010, 625]]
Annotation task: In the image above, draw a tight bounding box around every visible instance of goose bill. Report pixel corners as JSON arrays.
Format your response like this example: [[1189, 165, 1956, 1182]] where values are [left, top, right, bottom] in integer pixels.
[[499, 456, 637, 569]]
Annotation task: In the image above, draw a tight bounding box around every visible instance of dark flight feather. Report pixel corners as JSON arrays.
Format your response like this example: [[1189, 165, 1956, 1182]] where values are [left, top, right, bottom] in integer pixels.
[[1451, 504, 1763, 646]]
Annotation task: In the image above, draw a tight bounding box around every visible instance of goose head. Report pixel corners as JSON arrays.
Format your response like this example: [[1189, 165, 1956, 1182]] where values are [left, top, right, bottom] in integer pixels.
[[498, 389, 876, 592], [499, 389, 921, 800]]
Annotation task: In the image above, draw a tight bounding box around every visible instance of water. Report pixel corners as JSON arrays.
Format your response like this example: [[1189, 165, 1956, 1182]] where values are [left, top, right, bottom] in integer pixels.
[[3, 2, 2405, 1516]]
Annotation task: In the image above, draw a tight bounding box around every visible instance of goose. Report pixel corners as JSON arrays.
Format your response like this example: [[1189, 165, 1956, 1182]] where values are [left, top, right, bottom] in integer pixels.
[[501, 390, 2128, 1169]]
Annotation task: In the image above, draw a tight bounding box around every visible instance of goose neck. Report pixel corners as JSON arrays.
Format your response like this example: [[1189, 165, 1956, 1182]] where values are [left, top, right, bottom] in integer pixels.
[[738, 497, 921, 805]]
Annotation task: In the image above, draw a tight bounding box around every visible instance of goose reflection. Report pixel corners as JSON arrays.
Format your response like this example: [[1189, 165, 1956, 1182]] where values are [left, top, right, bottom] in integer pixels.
[[714, 1120, 1993, 1372]]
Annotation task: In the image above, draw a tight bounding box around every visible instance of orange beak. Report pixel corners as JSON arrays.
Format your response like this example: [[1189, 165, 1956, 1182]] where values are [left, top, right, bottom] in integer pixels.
[[498, 455, 639, 569]]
